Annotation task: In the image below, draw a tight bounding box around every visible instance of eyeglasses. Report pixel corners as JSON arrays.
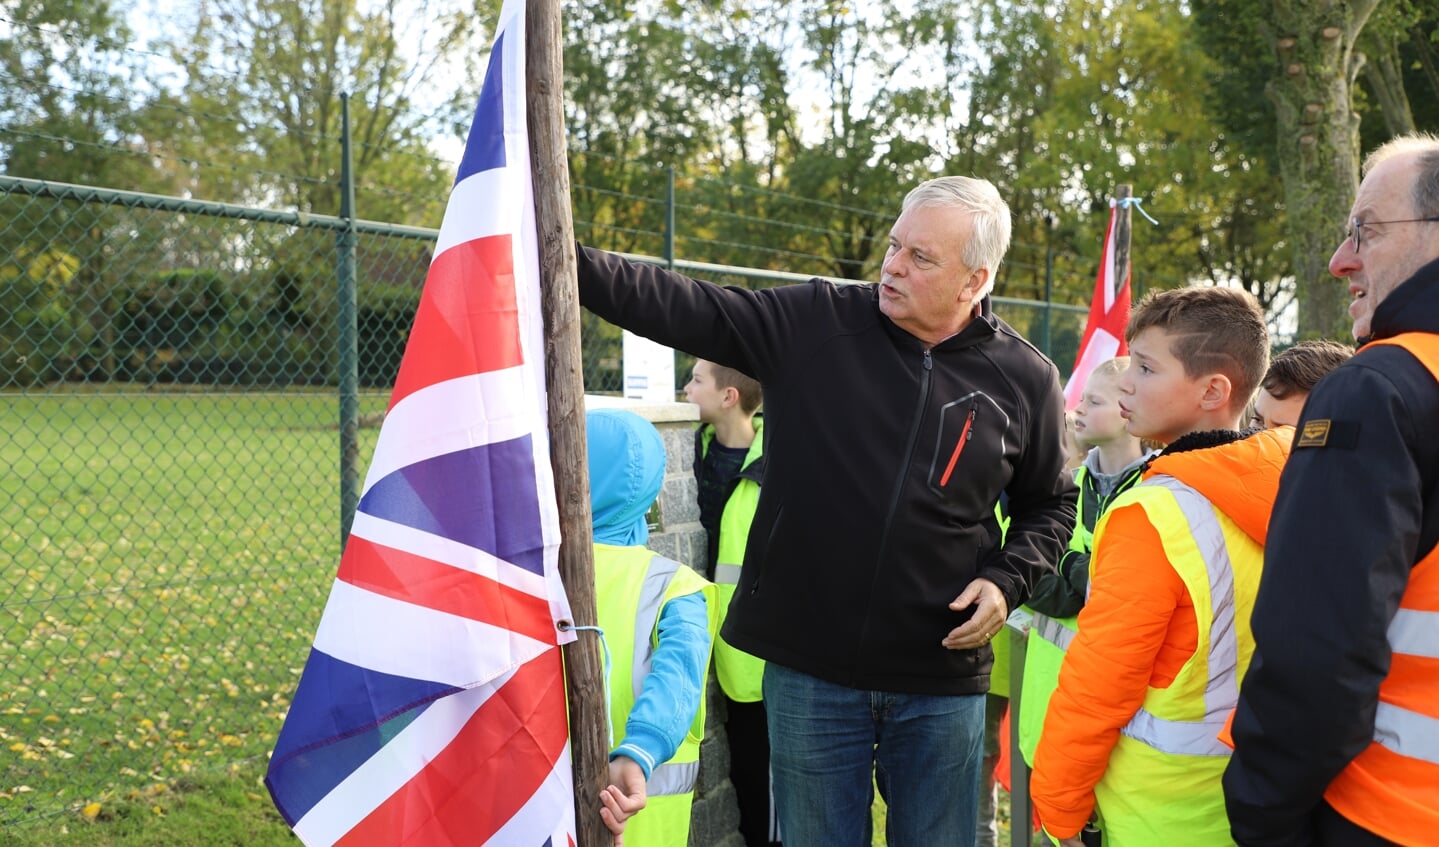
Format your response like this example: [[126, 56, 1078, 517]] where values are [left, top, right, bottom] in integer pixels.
[[1345, 216, 1439, 251]]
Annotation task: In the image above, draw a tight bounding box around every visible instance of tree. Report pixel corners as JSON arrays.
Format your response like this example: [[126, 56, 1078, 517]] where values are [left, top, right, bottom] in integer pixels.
[[953, 0, 1293, 334], [161, 0, 488, 224], [0, 0, 180, 378], [1264, 0, 1379, 340]]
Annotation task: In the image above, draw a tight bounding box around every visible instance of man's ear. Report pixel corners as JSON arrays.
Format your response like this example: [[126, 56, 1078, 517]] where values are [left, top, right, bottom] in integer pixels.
[[960, 267, 990, 303], [1199, 374, 1233, 411]]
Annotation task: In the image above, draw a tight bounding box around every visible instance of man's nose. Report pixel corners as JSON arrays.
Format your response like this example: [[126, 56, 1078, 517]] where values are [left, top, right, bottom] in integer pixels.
[[1329, 238, 1358, 279]]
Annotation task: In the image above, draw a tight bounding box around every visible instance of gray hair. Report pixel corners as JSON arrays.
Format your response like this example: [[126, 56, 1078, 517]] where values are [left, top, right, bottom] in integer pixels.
[[1363, 132, 1439, 218], [901, 176, 1012, 299]]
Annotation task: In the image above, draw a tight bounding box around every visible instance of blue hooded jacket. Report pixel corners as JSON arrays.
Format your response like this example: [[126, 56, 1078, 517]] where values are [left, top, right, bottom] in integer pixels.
[[588, 408, 666, 546], [586, 408, 711, 777]]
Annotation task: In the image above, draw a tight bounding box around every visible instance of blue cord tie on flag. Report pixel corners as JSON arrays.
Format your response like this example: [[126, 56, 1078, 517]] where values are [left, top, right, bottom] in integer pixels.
[[1111, 196, 1160, 226], [558, 622, 616, 749]]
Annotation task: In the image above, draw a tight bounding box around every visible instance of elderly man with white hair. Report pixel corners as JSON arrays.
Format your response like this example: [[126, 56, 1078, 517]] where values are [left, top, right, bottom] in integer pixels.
[[576, 175, 1076, 847]]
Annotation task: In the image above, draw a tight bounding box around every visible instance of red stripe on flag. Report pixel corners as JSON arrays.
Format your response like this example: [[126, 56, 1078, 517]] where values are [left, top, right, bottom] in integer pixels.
[[339, 536, 557, 645], [390, 234, 523, 410], [335, 649, 570, 847]]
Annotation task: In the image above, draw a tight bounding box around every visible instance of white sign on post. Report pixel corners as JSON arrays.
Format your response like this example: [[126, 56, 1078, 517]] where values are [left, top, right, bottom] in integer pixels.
[[622, 330, 676, 403]]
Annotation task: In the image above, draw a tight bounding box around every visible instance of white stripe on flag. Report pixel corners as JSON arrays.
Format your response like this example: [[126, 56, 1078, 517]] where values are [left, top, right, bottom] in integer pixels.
[[314, 581, 551, 688], [1062, 328, 1122, 409], [347, 509, 550, 598], [362, 368, 540, 496], [482, 743, 577, 847], [432, 165, 524, 261], [292, 672, 505, 845]]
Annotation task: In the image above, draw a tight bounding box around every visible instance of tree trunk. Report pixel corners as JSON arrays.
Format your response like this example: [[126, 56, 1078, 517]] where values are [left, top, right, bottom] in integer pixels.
[[1410, 24, 1439, 101], [1359, 30, 1416, 137], [1267, 0, 1379, 341]]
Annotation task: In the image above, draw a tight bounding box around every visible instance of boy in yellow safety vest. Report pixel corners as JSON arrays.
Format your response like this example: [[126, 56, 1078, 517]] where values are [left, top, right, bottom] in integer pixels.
[[590, 408, 719, 847], [1031, 287, 1290, 847], [683, 359, 778, 847]]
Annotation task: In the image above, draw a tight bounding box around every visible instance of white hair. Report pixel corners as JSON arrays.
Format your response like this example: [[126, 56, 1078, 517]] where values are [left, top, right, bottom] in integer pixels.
[[901, 176, 1012, 299]]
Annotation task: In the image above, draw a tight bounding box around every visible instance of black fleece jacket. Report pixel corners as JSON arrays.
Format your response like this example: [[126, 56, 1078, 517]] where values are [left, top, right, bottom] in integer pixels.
[[577, 246, 1076, 695], [1224, 255, 1439, 845]]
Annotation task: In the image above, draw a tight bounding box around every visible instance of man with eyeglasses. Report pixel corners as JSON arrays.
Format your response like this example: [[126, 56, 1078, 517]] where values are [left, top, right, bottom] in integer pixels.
[[1224, 132, 1439, 846]]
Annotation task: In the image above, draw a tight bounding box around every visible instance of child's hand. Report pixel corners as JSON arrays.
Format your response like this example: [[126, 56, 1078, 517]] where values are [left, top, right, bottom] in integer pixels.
[[599, 756, 647, 838]]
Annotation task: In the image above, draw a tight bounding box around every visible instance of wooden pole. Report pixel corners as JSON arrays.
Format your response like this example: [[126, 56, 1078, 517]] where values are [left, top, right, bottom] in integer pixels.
[[525, 2, 608, 845], [1114, 184, 1133, 298]]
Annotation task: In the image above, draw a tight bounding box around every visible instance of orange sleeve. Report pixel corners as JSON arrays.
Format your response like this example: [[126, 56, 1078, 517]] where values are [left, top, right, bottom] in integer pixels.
[[1030, 502, 1195, 839]]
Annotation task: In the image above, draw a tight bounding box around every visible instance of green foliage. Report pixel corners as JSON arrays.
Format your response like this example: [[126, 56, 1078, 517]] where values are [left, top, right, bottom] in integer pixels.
[[155, 0, 487, 222], [954, 0, 1293, 327], [0, 246, 79, 387], [113, 269, 231, 353], [356, 282, 420, 387]]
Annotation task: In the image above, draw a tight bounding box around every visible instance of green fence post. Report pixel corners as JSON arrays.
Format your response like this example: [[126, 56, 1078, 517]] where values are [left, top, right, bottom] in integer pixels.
[[338, 93, 360, 550], [1042, 245, 1054, 359], [664, 166, 675, 270]]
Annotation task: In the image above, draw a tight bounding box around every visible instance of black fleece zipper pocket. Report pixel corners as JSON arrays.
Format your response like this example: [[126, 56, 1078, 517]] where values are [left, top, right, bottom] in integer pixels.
[[938, 402, 978, 487], [927, 392, 1009, 497]]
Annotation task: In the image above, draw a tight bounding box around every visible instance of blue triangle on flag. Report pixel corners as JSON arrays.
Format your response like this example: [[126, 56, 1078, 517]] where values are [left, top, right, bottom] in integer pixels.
[[356, 436, 546, 575], [267, 648, 460, 824]]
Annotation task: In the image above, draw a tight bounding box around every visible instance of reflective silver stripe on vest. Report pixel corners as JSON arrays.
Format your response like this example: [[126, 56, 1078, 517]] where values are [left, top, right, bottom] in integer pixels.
[[714, 562, 743, 587], [1388, 608, 1439, 659], [632, 555, 682, 700], [1119, 476, 1238, 757], [1031, 612, 1076, 652], [1374, 608, 1439, 762], [1374, 701, 1439, 764], [649, 760, 700, 796]]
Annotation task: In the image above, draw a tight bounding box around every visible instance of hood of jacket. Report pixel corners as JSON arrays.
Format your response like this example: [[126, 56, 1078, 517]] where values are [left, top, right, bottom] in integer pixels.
[[1143, 426, 1293, 546], [587, 408, 665, 546]]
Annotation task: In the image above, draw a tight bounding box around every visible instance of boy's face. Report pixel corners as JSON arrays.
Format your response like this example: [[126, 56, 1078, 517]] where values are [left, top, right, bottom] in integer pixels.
[[1117, 328, 1211, 445], [683, 360, 728, 424], [1072, 371, 1129, 448], [1252, 388, 1306, 429]]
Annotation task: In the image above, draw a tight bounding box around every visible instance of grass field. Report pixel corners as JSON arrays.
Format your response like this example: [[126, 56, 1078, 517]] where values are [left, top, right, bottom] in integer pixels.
[[1, 387, 1019, 844], [0, 387, 386, 832]]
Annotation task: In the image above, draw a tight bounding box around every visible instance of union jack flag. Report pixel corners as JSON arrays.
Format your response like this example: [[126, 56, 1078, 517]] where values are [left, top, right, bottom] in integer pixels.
[[265, 1, 577, 842]]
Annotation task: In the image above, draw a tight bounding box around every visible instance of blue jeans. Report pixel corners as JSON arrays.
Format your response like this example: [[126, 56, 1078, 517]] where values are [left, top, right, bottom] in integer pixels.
[[764, 662, 986, 847]]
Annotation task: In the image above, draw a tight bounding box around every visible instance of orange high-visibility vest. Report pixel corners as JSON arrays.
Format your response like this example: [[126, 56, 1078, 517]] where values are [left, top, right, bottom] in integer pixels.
[[1323, 332, 1439, 846]]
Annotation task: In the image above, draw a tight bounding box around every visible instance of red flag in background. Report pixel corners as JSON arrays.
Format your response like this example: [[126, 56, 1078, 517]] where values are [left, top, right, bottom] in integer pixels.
[[1062, 204, 1131, 410]]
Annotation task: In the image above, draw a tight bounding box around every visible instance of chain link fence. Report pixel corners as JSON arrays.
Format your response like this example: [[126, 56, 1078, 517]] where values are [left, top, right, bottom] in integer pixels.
[[0, 173, 1086, 825]]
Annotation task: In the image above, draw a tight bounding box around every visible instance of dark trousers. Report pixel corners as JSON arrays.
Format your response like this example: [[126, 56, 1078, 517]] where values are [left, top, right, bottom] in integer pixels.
[[1314, 801, 1397, 846], [726, 697, 781, 847]]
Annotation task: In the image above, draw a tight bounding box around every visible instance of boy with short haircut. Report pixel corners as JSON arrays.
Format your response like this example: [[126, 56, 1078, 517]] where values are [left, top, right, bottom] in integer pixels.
[[682, 360, 777, 847], [1017, 356, 1156, 767], [1251, 339, 1354, 429], [588, 408, 719, 846], [1031, 287, 1292, 847]]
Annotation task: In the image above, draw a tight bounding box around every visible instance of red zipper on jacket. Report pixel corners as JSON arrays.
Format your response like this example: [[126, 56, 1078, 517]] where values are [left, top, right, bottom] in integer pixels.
[[938, 405, 978, 487]]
